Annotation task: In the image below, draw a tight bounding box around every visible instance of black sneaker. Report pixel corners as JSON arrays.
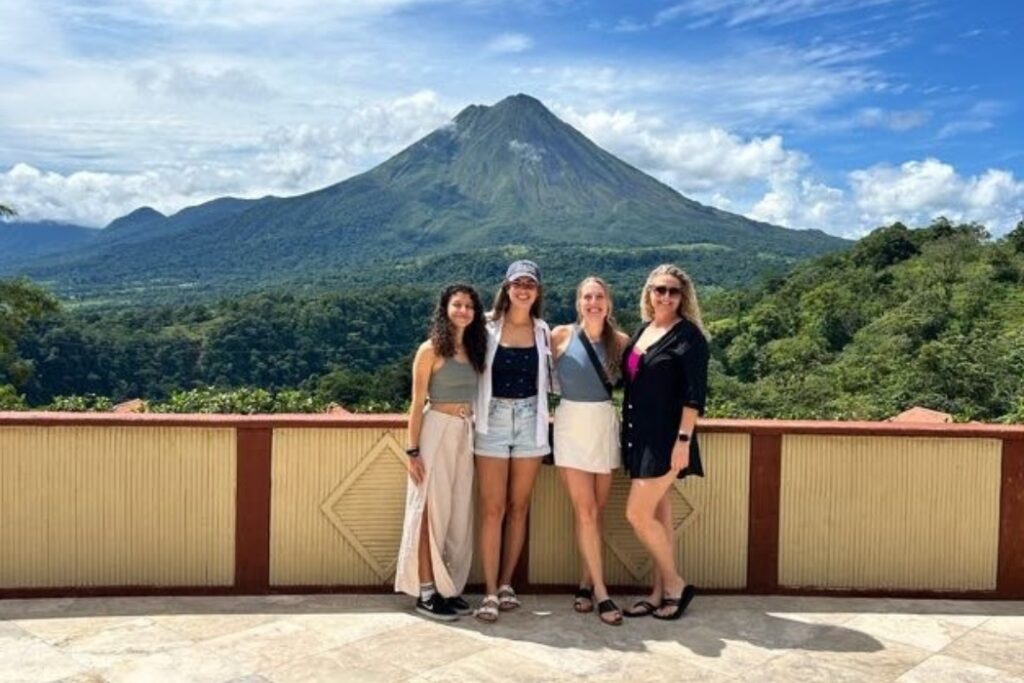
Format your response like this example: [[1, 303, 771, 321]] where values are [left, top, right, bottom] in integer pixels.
[[416, 593, 459, 621], [446, 595, 472, 616]]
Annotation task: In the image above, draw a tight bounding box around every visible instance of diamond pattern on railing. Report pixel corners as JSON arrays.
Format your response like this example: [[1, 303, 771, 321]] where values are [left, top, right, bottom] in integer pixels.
[[320, 432, 408, 580], [603, 476, 699, 581]]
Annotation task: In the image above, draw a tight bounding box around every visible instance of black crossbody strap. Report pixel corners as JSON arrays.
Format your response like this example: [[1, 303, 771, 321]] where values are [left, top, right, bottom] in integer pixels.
[[576, 325, 614, 399]]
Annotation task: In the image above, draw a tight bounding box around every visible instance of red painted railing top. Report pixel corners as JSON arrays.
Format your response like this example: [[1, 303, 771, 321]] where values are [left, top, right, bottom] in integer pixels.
[[1, 411, 1022, 439]]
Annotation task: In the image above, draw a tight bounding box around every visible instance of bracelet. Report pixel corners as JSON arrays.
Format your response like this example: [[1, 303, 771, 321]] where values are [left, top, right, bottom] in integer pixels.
[[405, 446, 421, 457], [677, 432, 690, 443]]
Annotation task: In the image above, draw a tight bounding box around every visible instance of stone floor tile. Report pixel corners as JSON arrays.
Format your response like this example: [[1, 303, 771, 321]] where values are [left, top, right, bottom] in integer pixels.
[[638, 625, 785, 677], [328, 621, 489, 676], [16, 616, 147, 647], [790, 631, 930, 680], [201, 620, 342, 672], [897, 654, 1024, 683], [584, 650, 733, 683], [0, 633, 91, 683], [53, 673, 110, 683], [152, 613, 279, 642], [97, 645, 252, 683], [406, 646, 572, 682], [978, 616, 1024, 639], [738, 651, 886, 683], [941, 628, 1024, 676], [288, 608, 419, 646], [843, 612, 986, 652], [264, 646, 409, 683]]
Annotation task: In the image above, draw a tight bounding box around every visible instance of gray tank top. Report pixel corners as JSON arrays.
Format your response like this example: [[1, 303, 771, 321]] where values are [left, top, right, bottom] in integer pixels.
[[555, 327, 611, 402], [428, 358, 478, 403]]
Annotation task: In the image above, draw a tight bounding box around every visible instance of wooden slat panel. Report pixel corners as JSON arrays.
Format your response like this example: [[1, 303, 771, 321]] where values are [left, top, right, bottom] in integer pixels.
[[0, 426, 235, 587], [779, 435, 1001, 591]]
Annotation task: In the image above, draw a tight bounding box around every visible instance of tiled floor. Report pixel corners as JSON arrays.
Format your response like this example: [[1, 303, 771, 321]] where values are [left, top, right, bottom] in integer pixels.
[[1, 593, 1022, 682]]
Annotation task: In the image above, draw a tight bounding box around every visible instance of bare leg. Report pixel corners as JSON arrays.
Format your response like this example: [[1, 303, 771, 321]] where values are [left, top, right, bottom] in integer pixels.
[[497, 456, 544, 587], [475, 455, 510, 596], [562, 468, 612, 609], [626, 473, 685, 614], [417, 504, 434, 585]]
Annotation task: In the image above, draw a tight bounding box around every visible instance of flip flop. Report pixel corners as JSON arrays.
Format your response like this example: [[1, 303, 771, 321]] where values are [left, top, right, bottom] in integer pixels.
[[573, 587, 594, 613], [597, 598, 623, 626], [652, 585, 697, 621], [623, 599, 660, 618]]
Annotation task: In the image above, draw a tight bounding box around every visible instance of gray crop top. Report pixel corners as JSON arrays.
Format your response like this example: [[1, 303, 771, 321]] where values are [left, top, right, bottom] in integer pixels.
[[555, 327, 612, 402], [428, 358, 478, 403]]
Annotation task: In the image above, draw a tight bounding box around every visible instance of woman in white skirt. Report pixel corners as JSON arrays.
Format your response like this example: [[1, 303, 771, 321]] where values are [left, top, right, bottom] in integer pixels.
[[551, 276, 629, 626], [395, 284, 487, 620]]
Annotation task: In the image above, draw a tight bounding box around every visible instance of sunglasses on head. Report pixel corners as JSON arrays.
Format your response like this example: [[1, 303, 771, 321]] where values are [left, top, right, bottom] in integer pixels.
[[651, 285, 682, 297], [509, 279, 538, 290]]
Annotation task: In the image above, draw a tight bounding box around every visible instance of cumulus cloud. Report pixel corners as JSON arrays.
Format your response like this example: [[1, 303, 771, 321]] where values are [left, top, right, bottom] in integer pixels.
[[560, 105, 1021, 237], [559, 107, 806, 193], [849, 159, 1024, 234], [0, 91, 454, 226], [487, 33, 534, 54]]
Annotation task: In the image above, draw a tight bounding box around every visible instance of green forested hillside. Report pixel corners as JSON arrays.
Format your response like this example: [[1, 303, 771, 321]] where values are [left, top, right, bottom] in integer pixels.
[[706, 219, 1024, 422], [2, 219, 1022, 421]]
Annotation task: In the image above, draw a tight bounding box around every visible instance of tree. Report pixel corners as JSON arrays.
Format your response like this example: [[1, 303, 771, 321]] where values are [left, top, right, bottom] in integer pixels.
[[0, 204, 15, 218], [0, 279, 59, 388], [1007, 219, 1024, 254]]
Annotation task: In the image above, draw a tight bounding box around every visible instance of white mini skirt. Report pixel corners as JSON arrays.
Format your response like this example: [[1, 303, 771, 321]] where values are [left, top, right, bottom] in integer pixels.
[[553, 399, 621, 474]]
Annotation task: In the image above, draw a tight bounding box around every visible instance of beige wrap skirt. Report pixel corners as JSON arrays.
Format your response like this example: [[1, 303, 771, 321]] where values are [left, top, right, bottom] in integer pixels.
[[394, 409, 475, 598]]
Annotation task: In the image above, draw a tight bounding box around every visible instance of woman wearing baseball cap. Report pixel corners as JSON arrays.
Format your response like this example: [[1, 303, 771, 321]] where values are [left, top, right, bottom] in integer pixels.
[[472, 259, 554, 622]]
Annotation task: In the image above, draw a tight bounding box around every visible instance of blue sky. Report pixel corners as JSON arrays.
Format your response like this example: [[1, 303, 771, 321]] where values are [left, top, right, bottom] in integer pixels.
[[1, 0, 1021, 236]]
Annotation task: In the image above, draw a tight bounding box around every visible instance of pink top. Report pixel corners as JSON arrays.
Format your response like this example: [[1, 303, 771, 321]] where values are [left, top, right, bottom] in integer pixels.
[[625, 348, 642, 381]]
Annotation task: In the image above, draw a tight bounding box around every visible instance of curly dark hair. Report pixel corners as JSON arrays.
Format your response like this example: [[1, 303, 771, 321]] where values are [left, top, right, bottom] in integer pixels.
[[429, 283, 488, 373]]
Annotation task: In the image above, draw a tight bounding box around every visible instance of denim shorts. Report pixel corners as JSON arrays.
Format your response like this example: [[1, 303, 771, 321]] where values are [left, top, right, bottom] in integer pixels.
[[474, 396, 551, 459]]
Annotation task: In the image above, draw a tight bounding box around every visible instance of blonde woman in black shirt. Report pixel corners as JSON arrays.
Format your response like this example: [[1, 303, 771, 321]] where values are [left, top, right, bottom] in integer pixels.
[[620, 264, 709, 620]]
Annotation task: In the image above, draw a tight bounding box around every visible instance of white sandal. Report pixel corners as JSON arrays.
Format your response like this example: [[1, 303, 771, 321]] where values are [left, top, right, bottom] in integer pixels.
[[497, 584, 521, 611], [474, 595, 499, 623]]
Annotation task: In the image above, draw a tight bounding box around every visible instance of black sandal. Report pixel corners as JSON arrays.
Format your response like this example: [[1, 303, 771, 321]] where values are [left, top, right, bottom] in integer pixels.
[[623, 599, 660, 618], [573, 587, 594, 613], [597, 598, 623, 626], [652, 584, 697, 621]]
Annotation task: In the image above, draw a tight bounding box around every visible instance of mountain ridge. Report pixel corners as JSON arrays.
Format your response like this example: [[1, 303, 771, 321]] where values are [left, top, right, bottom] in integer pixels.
[[5, 94, 848, 301]]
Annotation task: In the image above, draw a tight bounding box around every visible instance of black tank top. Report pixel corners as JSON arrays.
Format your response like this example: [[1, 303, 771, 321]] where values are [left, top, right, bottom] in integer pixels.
[[492, 345, 538, 399]]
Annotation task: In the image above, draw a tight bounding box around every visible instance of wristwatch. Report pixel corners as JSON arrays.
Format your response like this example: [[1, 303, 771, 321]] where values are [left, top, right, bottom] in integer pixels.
[[677, 432, 690, 443], [405, 446, 421, 457]]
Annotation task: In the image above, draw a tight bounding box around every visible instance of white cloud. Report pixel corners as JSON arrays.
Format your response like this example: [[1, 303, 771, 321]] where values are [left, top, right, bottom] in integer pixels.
[[849, 159, 1024, 234], [62, 0, 447, 30], [0, 91, 454, 226], [856, 107, 929, 131], [508, 140, 543, 163], [653, 0, 900, 28], [749, 179, 847, 231], [130, 64, 276, 102], [559, 107, 806, 193], [486, 32, 534, 54]]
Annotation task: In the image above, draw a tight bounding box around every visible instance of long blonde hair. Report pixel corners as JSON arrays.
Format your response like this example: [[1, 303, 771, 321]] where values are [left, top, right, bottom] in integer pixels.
[[576, 276, 624, 378], [640, 264, 708, 338]]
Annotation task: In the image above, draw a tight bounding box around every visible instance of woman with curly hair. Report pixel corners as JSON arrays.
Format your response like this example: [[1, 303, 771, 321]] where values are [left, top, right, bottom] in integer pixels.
[[396, 283, 487, 621]]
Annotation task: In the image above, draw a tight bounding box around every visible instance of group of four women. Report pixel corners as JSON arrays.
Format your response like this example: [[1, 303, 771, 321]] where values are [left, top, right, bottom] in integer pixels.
[[394, 260, 710, 626]]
